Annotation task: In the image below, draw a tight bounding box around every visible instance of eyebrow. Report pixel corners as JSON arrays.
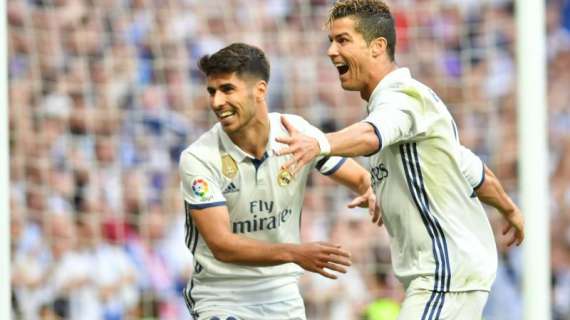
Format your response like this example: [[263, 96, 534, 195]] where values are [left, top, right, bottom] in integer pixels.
[[329, 32, 351, 41], [207, 83, 235, 93]]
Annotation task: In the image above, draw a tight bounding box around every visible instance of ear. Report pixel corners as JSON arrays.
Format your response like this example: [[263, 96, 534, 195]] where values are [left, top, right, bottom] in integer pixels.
[[254, 80, 268, 101], [370, 37, 388, 58]]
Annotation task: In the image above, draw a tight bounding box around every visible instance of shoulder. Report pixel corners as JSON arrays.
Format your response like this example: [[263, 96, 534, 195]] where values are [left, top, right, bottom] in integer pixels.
[[179, 125, 221, 168], [269, 112, 313, 134], [370, 81, 430, 114]]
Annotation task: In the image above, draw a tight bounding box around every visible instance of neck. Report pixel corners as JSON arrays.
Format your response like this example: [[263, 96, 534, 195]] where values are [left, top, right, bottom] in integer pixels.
[[361, 61, 398, 101], [228, 110, 270, 159]]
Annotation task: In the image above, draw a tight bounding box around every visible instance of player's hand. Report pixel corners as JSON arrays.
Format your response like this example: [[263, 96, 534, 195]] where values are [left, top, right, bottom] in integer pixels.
[[292, 242, 351, 279], [275, 116, 320, 175], [347, 187, 383, 226], [501, 208, 524, 247]]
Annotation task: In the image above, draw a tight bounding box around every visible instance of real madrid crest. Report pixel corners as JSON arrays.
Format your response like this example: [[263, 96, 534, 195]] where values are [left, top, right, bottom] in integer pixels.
[[277, 168, 293, 187], [221, 153, 238, 179]]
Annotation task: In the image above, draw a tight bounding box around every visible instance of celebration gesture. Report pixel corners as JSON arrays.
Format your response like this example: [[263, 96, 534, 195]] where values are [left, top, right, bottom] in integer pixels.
[[275, 116, 322, 175]]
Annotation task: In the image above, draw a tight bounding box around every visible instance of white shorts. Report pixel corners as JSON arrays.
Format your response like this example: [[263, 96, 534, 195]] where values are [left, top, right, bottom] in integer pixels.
[[193, 296, 306, 320], [397, 290, 488, 320]]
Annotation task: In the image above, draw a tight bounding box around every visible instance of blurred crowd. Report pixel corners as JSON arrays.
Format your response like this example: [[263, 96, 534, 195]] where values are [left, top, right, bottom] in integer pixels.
[[8, 0, 570, 319]]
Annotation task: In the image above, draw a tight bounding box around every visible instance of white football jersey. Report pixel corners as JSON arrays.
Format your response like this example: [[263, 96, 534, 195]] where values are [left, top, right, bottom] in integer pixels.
[[179, 112, 346, 311], [363, 68, 497, 293]]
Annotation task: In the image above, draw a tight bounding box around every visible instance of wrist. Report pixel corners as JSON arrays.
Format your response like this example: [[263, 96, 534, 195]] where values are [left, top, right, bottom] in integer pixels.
[[315, 133, 331, 156], [279, 243, 298, 264]]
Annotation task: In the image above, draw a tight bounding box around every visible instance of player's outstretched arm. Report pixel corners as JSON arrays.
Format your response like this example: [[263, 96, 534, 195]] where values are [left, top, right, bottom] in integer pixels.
[[276, 116, 380, 174], [328, 159, 383, 226], [191, 205, 352, 279], [475, 165, 525, 247]]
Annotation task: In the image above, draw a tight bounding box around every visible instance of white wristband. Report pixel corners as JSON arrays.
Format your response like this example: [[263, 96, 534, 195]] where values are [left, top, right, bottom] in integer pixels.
[[316, 133, 331, 156]]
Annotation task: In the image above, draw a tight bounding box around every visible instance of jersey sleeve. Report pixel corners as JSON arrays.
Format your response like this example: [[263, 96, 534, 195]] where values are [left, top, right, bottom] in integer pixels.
[[179, 151, 226, 209], [363, 90, 427, 153], [459, 145, 485, 190], [284, 114, 347, 176]]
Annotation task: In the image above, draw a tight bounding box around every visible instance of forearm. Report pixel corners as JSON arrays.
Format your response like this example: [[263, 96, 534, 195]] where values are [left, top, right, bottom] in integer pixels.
[[326, 122, 380, 157], [330, 159, 371, 195], [210, 234, 297, 266], [475, 166, 518, 216]]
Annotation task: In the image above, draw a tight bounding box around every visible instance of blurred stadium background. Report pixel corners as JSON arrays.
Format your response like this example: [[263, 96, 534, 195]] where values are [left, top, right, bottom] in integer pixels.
[[6, 0, 570, 319]]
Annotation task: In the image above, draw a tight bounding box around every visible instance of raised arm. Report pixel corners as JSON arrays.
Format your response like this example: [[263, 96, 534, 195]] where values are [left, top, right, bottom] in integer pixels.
[[475, 165, 525, 247], [276, 116, 380, 174], [190, 205, 352, 279]]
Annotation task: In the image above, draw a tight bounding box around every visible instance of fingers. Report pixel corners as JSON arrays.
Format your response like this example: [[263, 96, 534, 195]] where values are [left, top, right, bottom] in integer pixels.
[[502, 223, 511, 236], [281, 115, 298, 134], [503, 225, 524, 247], [281, 158, 297, 171], [275, 136, 294, 148], [323, 262, 348, 274], [377, 216, 384, 226], [318, 242, 351, 258], [515, 229, 524, 246], [317, 269, 338, 280], [347, 195, 367, 208], [372, 205, 382, 226], [306, 243, 353, 280], [506, 232, 517, 247]]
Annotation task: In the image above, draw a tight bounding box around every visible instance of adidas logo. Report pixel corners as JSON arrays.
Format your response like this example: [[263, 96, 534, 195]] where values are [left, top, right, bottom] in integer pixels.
[[223, 182, 239, 194]]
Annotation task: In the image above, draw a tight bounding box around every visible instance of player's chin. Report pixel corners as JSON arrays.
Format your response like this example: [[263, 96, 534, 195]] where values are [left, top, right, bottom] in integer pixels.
[[339, 80, 360, 91], [220, 121, 241, 134]]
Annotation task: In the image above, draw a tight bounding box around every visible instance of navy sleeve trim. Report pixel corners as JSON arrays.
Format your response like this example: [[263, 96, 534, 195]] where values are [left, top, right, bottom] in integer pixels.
[[364, 121, 382, 157], [321, 158, 347, 176], [315, 156, 330, 171], [188, 201, 226, 210], [473, 163, 486, 190]]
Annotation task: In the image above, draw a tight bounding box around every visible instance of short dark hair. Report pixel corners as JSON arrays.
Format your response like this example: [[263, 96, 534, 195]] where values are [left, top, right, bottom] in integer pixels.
[[198, 43, 270, 82], [327, 0, 396, 61]]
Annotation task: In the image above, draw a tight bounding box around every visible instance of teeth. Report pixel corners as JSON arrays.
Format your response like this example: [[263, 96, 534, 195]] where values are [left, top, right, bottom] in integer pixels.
[[335, 63, 347, 67], [219, 111, 234, 118]]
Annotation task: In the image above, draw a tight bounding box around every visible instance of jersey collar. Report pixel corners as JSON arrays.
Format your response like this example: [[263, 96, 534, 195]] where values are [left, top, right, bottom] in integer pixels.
[[367, 67, 412, 110], [217, 121, 276, 163]]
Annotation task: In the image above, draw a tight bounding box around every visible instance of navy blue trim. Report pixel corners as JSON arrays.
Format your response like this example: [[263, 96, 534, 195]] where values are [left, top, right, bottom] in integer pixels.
[[184, 201, 202, 254], [412, 143, 451, 292], [251, 151, 269, 171], [364, 121, 383, 157], [182, 285, 192, 312], [400, 143, 451, 294], [421, 290, 439, 320], [184, 202, 192, 249], [433, 292, 446, 319], [321, 157, 347, 176], [183, 279, 195, 314], [187, 279, 196, 307], [474, 163, 486, 190], [451, 119, 459, 142], [188, 201, 226, 209], [401, 144, 443, 291], [424, 291, 446, 320], [191, 224, 199, 254], [315, 156, 330, 171]]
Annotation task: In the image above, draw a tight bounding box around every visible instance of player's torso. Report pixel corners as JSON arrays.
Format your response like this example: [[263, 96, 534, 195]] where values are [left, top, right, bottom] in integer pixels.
[[368, 82, 497, 291], [186, 114, 316, 281], [219, 151, 309, 244]]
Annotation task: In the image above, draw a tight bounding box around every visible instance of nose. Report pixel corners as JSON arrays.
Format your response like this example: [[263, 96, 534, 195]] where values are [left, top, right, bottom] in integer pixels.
[[211, 91, 225, 110], [327, 41, 338, 59]]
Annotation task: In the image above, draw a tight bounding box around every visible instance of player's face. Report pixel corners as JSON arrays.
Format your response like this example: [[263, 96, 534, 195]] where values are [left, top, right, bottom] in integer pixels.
[[327, 17, 375, 92], [206, 72, 262, 134]]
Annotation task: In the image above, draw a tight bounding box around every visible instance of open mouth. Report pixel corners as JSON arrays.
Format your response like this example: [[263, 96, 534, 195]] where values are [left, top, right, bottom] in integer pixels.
[[335, 63, 349, 75], [218, 110, 235, 120]]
